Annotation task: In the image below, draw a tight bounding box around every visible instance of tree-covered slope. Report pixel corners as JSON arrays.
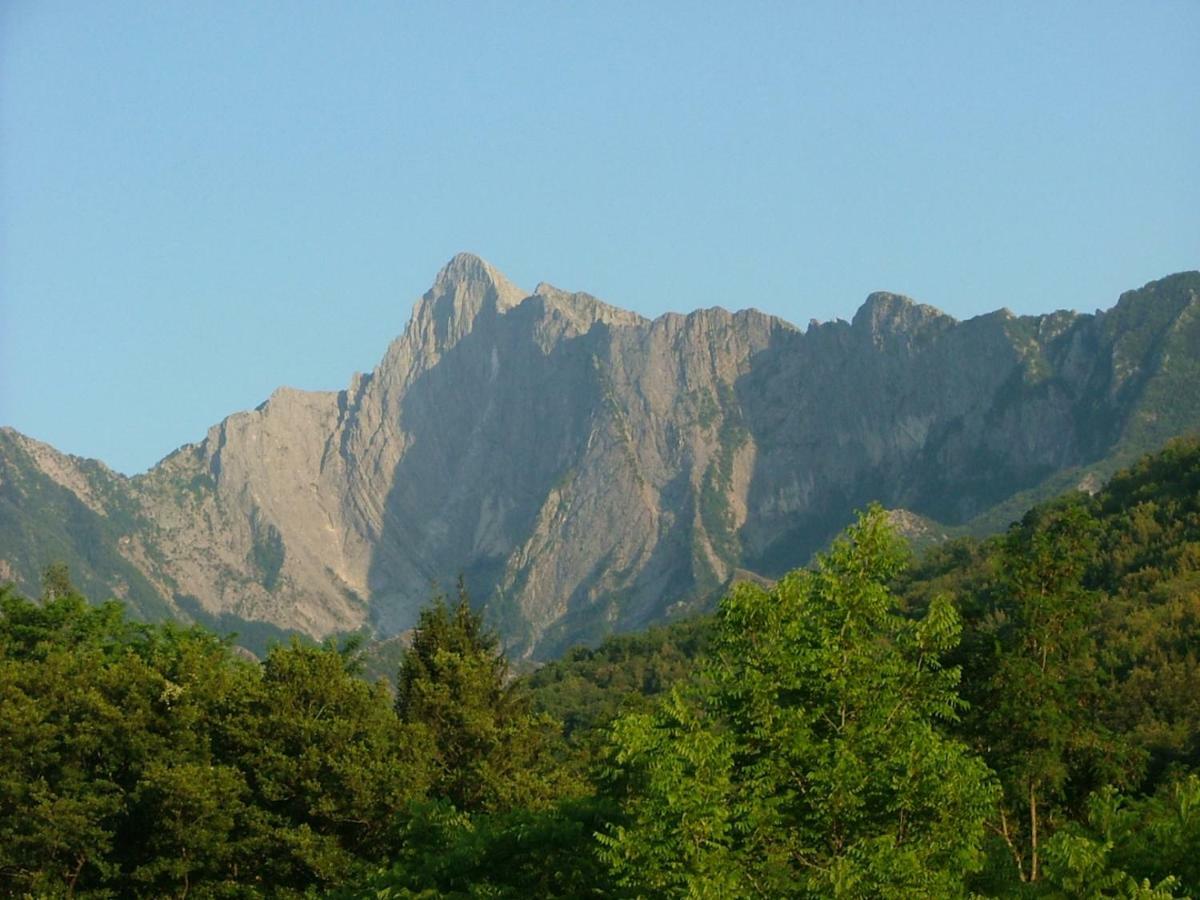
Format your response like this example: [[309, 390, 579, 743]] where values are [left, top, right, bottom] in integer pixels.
[[526, 437, 1200, 791], [5, 439, 1200, 896], [0, 429, 171, 621]]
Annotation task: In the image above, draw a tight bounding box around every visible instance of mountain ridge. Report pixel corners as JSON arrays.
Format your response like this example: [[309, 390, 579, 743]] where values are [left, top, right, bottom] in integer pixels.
[[2, 258, 1198, 657]]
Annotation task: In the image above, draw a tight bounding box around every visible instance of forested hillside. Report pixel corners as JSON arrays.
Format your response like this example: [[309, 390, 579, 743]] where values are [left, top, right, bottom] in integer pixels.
[[2, 439, 1199, 896]]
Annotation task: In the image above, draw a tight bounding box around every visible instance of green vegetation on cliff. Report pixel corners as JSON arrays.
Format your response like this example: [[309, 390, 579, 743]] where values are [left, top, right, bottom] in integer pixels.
[[0, 429, 171, 622]]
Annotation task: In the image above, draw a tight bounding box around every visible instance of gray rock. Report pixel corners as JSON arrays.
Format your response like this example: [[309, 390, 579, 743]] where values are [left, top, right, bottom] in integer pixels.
[[3, 258, 1198, 658]]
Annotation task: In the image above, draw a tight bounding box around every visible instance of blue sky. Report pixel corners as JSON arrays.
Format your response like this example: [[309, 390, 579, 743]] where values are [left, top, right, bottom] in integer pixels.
[[2, 2, 1197, 474]]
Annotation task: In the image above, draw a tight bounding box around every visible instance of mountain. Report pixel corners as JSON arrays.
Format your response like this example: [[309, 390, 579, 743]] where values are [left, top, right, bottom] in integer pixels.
[[2, 257, 1199, 657]]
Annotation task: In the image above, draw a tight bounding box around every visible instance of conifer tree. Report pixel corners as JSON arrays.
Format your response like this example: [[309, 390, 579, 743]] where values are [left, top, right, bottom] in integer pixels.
[[396, 580, 559, 812]]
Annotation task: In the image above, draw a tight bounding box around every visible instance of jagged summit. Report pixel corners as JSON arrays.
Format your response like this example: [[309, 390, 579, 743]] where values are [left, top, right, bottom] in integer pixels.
[[531, 281, 648, 330], [404, 254, 528, 355], [398, 258, 654, 358], [854, 291, 950, 324], [1110, 270, 1200, 320], [431, 252, 519, 295], [851, 291, 953, 338], [426, 252, 526, 309]]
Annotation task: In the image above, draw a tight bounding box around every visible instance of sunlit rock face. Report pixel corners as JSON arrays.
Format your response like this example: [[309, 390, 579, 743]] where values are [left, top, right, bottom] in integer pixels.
[[2, 258, 1198, 658]]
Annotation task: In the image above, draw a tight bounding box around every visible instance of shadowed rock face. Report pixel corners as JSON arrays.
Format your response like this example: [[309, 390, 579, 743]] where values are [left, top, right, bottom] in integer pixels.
[[3, 256, 1199, 658]]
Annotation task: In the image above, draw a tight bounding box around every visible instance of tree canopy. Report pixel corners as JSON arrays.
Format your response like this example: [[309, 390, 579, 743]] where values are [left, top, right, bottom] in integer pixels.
[[598, 507, 997, 897], [3, 439, 1200, 896], [394, 581, 566, 814]]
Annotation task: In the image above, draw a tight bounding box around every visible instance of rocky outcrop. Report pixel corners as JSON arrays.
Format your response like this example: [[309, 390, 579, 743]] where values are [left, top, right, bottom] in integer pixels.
[[2, 257, 1198, 657]]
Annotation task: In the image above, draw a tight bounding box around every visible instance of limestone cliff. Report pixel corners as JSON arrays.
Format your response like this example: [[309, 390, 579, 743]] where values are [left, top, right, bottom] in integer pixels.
[[2, 257, 1198, 657]]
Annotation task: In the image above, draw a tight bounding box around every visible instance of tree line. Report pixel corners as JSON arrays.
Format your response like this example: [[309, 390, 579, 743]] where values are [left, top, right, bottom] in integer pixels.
[[2, 438, 1199, 897]]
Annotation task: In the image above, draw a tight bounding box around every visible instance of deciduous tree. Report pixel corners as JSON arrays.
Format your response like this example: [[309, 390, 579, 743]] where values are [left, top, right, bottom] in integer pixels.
[[599, 508, 997, 897]]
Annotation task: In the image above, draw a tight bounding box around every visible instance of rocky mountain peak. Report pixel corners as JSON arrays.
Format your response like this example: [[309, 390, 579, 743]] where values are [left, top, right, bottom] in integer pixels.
[[431, 252, 519, 298], [854, 291, 947, 324], [531, 281, 647, 332], [1110, 271, 1200, 323], [429, 252, 525, 311], [852, 291, 953, 341], [6, 263, 1200, 661], [401, 253, 528, 359]]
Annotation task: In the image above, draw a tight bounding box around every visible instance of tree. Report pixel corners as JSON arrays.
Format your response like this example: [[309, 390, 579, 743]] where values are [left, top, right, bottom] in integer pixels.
[[0, 584, 432, 897], [40, 560, 76, 601], [350, 796, 619, 899], [971, 501, 1139, 886], [221, 637, 433, 891], [0, 584, 247, 897], [598, 507, 998, 897], [395, 581, 563, 813], [1038, 777, 1200, 899]]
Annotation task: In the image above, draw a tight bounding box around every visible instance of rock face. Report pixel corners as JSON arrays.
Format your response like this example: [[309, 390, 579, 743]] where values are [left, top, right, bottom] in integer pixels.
[[3, 257, 1199, 657]]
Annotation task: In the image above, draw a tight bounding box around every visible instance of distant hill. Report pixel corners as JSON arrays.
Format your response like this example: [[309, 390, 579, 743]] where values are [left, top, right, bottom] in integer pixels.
[[2, 256, 1198, 658]]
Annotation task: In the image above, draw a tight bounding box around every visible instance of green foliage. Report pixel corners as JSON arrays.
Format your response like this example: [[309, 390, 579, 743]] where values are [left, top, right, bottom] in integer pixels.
[[1088, 440, 1200, 780], [396, 582, 566, 814], [0, 430, 173, 621], [0, 582, 430, 897], [227, 637, 433, 889], [598, 507, 998, 897], [40, 559, 76, 600], [970, 500, 1139, 884], [1039, 777, 1200, 898], [0, 584, 243, 896], [249, 519, 286, 592], [348, 796, 619, 899], [698, 464, 736, 562], [5, 438, 1200, 896], [900, 437, 1200, 890], [526, 615, 710, 751]]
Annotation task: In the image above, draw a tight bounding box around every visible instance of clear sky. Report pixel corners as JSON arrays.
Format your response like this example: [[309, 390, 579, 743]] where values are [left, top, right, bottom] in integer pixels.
[[2, 2, 1197, 474]]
